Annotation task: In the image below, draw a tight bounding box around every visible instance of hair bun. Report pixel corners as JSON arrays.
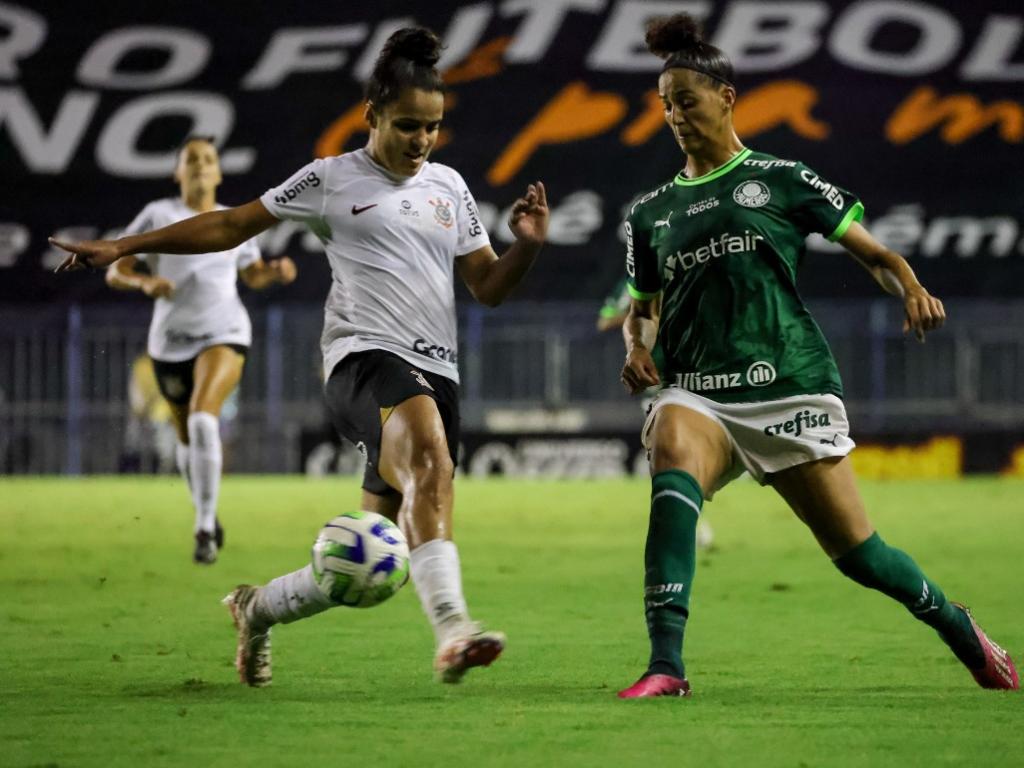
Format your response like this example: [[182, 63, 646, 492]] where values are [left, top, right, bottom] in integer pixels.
[[382, 27, 442, 67], [645, 14, 705, 60]]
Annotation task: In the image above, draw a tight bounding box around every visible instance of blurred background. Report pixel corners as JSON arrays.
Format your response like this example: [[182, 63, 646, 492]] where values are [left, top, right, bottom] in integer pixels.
[[2, 0, 1022, 478]]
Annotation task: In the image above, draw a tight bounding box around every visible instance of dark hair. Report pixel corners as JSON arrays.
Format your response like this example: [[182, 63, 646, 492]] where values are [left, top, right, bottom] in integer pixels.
[[176, 135, 216, 161], [365, 27, 445, 107], [646, 14, 734, 88]]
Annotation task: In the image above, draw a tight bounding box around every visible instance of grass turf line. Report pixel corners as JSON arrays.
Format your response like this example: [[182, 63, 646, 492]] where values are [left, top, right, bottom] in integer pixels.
[[1, 476, 1021, 767]]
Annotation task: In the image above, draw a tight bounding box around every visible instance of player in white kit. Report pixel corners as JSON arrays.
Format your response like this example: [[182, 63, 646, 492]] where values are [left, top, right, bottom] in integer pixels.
[[52, 28, 550, 686], [105, 137, 297, 565]]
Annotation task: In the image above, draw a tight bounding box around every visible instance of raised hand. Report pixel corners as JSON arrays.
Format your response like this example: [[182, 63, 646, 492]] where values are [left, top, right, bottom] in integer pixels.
[[902, 285, 945, 343], [269, 256, 297, 285], [50, 237, 123, 272], [508, 181, 549, 245]]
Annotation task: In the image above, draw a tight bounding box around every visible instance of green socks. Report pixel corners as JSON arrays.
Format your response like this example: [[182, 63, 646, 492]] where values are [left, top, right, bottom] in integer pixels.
[[834, 532, 983, 668], [644, 469, 702, 679]]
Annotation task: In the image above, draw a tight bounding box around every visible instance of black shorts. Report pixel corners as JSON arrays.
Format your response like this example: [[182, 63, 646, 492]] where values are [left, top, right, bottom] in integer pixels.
[[151, 344, 248, 405], [323, 349, 460, 496]]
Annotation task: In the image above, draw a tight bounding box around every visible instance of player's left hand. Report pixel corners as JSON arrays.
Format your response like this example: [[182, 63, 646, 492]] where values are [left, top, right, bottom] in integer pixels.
[[269, 256, 297, 285], [50, 237, 123, 272], [508, 181, 549, 245], [902, 285, 945, 342]]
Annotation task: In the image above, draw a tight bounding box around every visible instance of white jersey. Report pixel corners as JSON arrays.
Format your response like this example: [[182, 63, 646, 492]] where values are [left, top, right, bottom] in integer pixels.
[[123, 198, 261, 362], [260, 149, 490, 383]]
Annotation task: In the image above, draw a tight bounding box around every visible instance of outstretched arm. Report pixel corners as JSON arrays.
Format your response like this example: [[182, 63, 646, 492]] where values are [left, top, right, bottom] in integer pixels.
[[838, 221, 945, 342], [53, 200, 279, 272], [456, 182, 549, 307], [621, 297, 661, 395]]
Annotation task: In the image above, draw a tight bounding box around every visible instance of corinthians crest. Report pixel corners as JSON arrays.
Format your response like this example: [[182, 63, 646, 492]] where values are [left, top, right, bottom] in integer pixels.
[[428, 197, 454, 228]]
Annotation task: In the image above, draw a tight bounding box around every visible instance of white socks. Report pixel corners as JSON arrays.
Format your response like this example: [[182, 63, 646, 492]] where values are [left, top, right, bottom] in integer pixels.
[[187, 411, 221, 535], [253, 565, 333, 626], [410, 539, 472, 645]]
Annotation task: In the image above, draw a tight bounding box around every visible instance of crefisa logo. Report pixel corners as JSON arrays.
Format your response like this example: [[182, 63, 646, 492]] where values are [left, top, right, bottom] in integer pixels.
[[733, 181, 770, 208]]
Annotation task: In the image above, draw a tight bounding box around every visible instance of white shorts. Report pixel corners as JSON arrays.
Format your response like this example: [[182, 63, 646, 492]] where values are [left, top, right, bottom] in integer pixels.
[[641, 388, 855, 497]]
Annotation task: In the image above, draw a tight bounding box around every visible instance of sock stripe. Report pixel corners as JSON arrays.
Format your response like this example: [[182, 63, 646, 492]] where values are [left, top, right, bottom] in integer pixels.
[[652, 489, 701, 516]]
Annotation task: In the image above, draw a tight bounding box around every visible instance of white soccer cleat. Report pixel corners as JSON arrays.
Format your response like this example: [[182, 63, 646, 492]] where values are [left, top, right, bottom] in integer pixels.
[[222, 585, 272, 687], [434, 624, 506, 684]]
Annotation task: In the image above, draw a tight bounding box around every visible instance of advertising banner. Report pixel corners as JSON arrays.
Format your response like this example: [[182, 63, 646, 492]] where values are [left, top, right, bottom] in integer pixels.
[[4, 1, 1024, 303]]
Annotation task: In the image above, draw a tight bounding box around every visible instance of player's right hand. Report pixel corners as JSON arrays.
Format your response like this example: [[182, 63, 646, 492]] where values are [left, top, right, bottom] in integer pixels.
[[621, 346, 660, 395], [142, 277, 175, 299], [50, 237, 123, 272]]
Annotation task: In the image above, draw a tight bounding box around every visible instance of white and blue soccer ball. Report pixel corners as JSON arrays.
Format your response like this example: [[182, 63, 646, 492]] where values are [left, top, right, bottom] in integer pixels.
[[311, 511, 410, 608]]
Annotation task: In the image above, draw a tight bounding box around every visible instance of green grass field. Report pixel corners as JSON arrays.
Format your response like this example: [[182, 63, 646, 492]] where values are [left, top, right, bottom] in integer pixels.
[[2, 476, 1022, 767]]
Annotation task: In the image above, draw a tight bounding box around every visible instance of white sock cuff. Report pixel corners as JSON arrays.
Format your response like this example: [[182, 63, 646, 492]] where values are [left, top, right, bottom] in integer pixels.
[[410, 538, 458, 564], [187, 411, 220, 452]]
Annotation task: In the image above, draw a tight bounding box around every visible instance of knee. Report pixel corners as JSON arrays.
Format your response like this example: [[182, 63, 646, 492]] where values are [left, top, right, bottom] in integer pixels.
[[649, 431, 697, 475], [187, 411, 220, 451]]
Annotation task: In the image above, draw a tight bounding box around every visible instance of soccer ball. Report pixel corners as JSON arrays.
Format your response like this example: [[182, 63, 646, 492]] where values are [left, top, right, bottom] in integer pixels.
[[311, 511, 410, 608]]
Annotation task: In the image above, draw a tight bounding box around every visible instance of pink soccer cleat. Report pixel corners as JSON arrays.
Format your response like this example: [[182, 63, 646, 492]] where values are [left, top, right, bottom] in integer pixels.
[[618, 673, 691, 698], [954, 603, 1019, 691]]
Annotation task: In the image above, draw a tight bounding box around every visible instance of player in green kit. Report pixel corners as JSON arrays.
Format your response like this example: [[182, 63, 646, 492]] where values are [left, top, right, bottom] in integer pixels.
[[616, 13, 1018, 698]]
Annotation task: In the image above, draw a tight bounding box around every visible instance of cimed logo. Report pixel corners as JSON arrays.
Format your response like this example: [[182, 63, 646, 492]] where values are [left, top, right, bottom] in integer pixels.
[[733, 181, 770, 208]]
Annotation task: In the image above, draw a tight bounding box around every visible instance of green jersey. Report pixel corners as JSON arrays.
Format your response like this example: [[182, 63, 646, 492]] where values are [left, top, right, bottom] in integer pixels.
[[626, 148, 864, 404]]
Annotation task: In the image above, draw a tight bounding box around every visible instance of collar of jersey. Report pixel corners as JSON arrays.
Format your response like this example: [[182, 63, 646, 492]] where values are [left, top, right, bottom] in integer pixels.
[[674, 147, 752, 186], [360, 147, 424, 184]]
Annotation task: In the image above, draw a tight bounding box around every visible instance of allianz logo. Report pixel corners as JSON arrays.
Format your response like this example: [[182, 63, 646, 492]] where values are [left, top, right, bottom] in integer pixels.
[[664, 230, 764, 278], [673, 361, 776, 392], [764, 409, 832, 437]]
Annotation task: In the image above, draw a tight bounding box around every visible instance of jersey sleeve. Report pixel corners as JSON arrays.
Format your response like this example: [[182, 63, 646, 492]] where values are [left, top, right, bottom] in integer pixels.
[[625, 209, 660, 300], [121, 201, 160, 266], [260, 158, 328, 227], [452, 172, 490, 256], [788, 163, 865, 242]]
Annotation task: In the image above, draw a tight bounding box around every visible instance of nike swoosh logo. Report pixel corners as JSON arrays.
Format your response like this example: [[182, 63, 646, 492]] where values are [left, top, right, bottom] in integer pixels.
[[351, 204, 377, 215]]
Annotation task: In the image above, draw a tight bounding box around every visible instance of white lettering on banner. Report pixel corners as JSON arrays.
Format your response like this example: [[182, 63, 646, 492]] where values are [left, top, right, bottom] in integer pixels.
[[96, 93, 254, 177], [502, 0, 605, 63], [469, 439, 629, 478], [923, 217, 1018, 258], [0, 88, 98, 172], [493, 190, 603, 245], [353, 19, 413, 83], [0, 3, 46, 79], [243, 26, 368, 89], [829, 1, 961, 76], [961, 16, 1024, 81], [805, 204, 1024, 260], [437, 4, 494, 70], [589, 1, 711, 71], [0, 223, 29, 267], [77, 28, 211, 89], [714, 2, 828, 71]]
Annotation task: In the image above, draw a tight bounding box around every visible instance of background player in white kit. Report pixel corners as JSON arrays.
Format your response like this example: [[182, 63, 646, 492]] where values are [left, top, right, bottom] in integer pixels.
[[52, 28, 550, 686], [105, 137, 297, 565]]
